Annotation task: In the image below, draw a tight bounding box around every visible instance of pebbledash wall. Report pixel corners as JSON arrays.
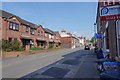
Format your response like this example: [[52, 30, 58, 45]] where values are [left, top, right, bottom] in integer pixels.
[[96, 2, 120, 59], [0, 10, 61, 51]]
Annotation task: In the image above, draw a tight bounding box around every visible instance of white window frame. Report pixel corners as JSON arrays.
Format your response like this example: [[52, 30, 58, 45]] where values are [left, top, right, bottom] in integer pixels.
[[56, 36, 58, 40], [116, 20, 120, 57], [9, 22, 13, 29], [13, 23, 16, 30], [49, 34, 52, 39], [31, 29, 34, 35], [41, 31, 43, 36], [26, 26, 28, 32], [52, 35, 54, 39], [45, 33, 47, 38], [16, 24, 19, 30]]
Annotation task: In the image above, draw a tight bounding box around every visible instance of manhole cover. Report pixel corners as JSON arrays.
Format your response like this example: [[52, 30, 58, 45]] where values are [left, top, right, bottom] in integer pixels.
[[62, 59, 80, 65], [41, 67, 70, 78]]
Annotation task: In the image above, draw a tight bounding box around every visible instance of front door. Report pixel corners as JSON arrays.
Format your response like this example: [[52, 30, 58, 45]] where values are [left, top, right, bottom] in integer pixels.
[[21, 39, 30, 51]]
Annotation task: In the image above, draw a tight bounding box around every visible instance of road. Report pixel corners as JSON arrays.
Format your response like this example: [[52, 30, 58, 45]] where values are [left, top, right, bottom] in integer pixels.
[[2, 47, 99, 79]]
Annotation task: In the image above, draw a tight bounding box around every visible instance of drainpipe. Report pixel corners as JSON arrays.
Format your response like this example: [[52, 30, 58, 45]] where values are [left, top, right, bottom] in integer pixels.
[[5, 18, 8, 40]]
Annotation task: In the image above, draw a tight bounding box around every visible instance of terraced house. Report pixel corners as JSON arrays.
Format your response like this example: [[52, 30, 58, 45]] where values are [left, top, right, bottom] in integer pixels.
[[0, 10, 61, 51], [96, 1, 120, 59]]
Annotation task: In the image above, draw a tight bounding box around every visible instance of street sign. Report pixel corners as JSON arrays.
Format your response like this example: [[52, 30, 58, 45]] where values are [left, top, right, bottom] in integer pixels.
[[100, 0, 120, 21], [97, 33, 102, 39], [94, 33, 102, 39], [94, 33, 98, 39]]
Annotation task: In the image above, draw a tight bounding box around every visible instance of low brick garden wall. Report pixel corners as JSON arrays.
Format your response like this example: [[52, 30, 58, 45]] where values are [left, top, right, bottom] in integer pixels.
[[1, 51, 29, 58], [1, 48, 64, 58]]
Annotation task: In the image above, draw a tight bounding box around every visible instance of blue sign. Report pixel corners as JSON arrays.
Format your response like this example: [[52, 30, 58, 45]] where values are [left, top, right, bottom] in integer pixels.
[[97, 33, 102, 39], [94, 33, 97, 39]]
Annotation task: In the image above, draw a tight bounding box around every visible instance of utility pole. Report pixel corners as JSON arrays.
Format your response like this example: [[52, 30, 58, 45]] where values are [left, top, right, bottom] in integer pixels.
[[94, 23, 97, 46]]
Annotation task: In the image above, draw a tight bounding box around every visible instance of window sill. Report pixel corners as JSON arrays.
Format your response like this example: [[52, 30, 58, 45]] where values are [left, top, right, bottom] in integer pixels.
[[9, 29, 19, 32]]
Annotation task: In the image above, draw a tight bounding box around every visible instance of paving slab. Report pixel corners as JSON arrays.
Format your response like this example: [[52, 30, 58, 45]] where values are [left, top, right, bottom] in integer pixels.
[[74, 52, 100, 78]]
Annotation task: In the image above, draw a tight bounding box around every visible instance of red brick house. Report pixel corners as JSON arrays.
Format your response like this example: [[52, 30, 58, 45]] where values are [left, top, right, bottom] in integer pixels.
[[96, 1, 120, 59], [0, 10, 61, 51], [60, 30, 79, 48]]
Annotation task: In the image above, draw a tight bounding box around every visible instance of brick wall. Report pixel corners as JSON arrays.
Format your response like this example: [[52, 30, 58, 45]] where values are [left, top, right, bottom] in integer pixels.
[[96, 2, 118, 59], [1, 16, 61, 50], [61, 37, 72, 48]]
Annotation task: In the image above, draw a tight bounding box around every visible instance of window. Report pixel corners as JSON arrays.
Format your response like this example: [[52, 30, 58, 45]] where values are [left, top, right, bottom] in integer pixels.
[[56, 37, 58, 40], [9, 22, 19, 31], [30, 40, 34, 45], [31, 29, 34, 35], [41, 31, 43, 36], [38, 31, 40, 35], [26, 27, 28, 32], [41, 42, 44, 46], [13, 23, 16, 30], [117, 20, 120, 57], [9, 38, 12, 42], [45, 33, 47, 38], [49, 34, 52, 39], [9, 22, 13, 29], [52, 35, 54, 39], [45, 42, 47, 46], [16, 24, 19, 30]]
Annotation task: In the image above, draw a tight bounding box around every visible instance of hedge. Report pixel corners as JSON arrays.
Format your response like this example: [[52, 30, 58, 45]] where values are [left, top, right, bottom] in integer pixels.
[[30, 46, 45, 50], [2, 38, 25, 52]]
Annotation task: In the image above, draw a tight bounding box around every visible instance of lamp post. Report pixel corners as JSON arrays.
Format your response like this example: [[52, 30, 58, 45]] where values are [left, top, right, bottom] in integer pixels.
[[94, 23, 97, 45]]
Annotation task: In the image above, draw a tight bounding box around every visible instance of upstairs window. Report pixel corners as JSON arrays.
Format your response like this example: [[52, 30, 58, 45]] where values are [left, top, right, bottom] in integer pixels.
[[49, 34, 52, 39], [56, 37, 58, 40], [31, 29, 34, 35], [9, 22, 12, 29], [38, 30, 40, 35], [16, 24, 19, 30], [13, 23, 16, 30], [41, 31, 43, 36], [52, 35, 54, 39], [9, 22, 19, 31], [45, 33, 47, 38], [26, 27, 28, 32]]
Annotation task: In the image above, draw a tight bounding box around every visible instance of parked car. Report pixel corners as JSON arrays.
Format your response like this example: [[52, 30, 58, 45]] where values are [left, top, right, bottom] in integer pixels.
[[84, 45, 90, 50]]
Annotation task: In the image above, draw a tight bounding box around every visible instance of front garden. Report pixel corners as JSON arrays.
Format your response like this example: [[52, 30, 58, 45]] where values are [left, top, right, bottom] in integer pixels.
[[2, 38, 25, 52], [1, 39, 62, 58]]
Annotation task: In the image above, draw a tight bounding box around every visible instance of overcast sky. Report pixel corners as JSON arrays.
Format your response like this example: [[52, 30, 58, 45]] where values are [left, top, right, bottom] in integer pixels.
[[2, 2, 98, 40]]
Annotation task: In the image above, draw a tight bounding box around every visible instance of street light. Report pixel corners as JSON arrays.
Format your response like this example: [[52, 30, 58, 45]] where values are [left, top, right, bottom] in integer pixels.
[[94, 23, 97, 46], [94, 23, 96, 33]]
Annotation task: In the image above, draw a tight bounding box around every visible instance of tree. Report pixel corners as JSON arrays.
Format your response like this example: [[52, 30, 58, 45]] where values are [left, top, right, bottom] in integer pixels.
[[90, 37, 94, 43], [86, 40, 91, 42]]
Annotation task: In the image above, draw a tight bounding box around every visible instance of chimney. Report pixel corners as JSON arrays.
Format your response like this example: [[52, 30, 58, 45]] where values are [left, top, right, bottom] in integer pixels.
[[67, 33, 72, 36], [61, 30, 66, 33]]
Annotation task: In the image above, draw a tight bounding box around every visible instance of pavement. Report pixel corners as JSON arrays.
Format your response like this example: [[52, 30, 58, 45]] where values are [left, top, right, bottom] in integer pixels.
[[2, 47, 100, 79], [74, 49, 100, 78]]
